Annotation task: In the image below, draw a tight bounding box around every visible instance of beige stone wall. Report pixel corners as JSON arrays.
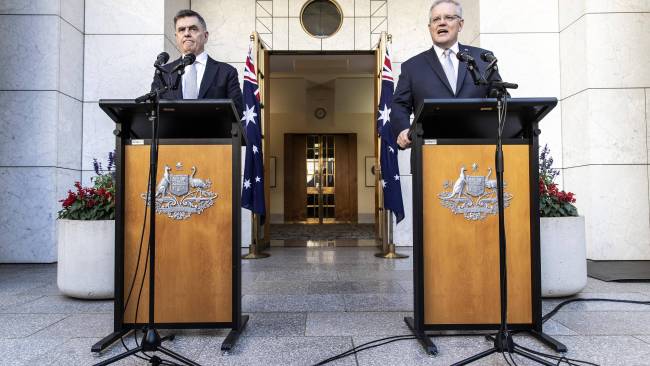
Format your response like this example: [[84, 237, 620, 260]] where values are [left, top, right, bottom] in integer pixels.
[[474, 0, 650, 259], [558, 1, 650, 260], [3, 0, 647, 256], [0, 0, 85, 262]]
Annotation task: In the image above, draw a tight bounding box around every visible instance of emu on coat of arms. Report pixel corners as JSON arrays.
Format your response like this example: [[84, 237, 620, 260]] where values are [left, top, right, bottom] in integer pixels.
[[438, 163, 512, 221], [141, 163, 218, 220]]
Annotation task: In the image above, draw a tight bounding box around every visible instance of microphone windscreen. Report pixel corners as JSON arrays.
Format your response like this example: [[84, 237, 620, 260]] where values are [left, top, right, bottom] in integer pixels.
[[456, 50, 474, 63], [183, 53, 196, 65], [480, 52, 496, 63], [154, 51, 170, 66]]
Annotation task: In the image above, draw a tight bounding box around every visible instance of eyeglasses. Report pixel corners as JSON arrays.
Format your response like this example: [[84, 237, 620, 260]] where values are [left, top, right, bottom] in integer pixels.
[[430, 15, 461, 25]]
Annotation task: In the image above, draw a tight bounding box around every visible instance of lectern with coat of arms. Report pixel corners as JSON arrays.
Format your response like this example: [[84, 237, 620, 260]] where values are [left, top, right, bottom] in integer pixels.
[[92, 99, 247, 354], [404, 98, 567, 355]]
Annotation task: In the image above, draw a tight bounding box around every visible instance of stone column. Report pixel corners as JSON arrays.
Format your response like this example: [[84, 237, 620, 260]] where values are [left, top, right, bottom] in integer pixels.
[[560, 1, 650, 260], [0, 1, 84, 262]]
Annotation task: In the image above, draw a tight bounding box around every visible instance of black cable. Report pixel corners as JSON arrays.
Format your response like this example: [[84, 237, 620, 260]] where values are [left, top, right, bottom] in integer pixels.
[[130, 96, 185, 366], [513, 343, 598, 366], [133, 244, 150, 350], [506, 297, 650, 366], [315, 335, 415, 364], [502, 350, 514, 366], [542, 298, 650, 323], [116, 119, 155, 362], [313, 335, 416, 365], [123, 168, 151, 311]]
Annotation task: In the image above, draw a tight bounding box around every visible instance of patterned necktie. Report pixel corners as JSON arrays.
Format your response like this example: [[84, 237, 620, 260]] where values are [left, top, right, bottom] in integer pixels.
[[183, 62, 198, 99], [442, 49, 456, 94]]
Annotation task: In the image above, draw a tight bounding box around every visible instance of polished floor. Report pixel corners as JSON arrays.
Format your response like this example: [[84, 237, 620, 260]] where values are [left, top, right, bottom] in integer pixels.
[[1, 247, 650, 365]]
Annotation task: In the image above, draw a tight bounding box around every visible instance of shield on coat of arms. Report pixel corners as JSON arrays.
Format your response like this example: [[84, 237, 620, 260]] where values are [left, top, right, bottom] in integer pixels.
[[465, 176, 486, 197], [170, 174, 189, 196]]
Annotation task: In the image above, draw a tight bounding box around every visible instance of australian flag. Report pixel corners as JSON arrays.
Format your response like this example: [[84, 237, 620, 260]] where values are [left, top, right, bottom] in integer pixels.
[[377, 47, 405, 223], [241, 44, 266, 222]]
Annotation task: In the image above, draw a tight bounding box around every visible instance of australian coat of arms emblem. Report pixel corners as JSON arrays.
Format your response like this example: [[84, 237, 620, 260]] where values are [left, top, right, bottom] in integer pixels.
[[141, 163, 218, 220], [438, 163, 512, 221]]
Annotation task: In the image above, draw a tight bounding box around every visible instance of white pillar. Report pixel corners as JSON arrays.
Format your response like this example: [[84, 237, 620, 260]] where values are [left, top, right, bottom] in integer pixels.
[[0, 0, 84, 262], [559, 1, 650, 260]]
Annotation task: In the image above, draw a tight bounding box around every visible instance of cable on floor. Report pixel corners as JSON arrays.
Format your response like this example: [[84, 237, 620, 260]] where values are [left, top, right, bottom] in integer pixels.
[[313, 297, 650, 365]]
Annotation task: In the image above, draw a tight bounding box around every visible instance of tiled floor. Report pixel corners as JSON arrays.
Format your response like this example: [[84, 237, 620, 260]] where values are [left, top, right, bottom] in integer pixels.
[[1, 247, 650, 365]]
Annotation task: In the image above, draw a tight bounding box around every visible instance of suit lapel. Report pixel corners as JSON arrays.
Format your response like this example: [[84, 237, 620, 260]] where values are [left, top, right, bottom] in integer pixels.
[[455, 44, 468, 96], [199, 57, 219, 98], [423, 47, 455, 96]]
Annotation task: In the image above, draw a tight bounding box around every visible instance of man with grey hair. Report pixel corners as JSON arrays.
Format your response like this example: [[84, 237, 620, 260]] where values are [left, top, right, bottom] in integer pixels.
[[151, 9, 243, 117], [391, 0, 498, 150]]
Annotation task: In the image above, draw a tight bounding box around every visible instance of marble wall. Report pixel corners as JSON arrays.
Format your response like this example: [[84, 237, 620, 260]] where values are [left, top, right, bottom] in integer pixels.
[[559, 1, 650, 260], [0, 0, 84, 262], [470, 0, 650, 260], [2, 1, 648, 259]]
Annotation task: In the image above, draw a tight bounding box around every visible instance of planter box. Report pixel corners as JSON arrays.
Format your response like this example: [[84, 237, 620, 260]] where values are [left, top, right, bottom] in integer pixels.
[[540, 216, 587, 297], [57, 219, 115, 299]]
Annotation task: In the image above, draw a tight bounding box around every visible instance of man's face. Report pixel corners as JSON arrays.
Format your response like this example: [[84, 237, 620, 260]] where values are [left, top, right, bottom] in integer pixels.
[[428, 2, 464, 49], [175, 16, 208, 55]]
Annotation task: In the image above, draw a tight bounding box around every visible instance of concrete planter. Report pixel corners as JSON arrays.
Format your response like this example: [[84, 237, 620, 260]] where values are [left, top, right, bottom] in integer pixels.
[[540, 216, 587, 297], [57, 219, 115, 299]]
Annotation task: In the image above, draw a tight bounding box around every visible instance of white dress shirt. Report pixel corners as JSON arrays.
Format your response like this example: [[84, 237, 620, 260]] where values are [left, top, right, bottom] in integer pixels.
[[432, 42, 460, 85], [182, 51, 208, 96]]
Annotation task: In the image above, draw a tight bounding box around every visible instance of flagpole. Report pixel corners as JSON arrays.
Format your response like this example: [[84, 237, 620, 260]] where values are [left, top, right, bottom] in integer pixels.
[[375, 207, 408, 259], [243, 213, 270, 259], [375, 32, 407, 260], [242, 32, 270, 260]]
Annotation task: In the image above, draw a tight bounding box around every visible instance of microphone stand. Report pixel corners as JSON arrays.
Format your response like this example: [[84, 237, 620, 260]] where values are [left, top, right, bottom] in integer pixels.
[[451, 61, 556, 366], [95, 62, 200, 366]]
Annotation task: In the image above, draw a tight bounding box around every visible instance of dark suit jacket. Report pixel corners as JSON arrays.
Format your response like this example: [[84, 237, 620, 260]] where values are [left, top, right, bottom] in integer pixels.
[[390, 44, 498, 139], [151, 55, 244, 118]]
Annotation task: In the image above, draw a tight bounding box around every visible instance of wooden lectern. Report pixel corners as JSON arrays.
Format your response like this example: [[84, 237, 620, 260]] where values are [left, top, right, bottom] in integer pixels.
[[405, 98, 566, 354], [92, 99, 247, 353]]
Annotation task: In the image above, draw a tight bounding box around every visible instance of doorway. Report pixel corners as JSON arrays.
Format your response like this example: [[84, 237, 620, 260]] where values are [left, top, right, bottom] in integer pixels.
[[266, 50, 381, 244], [284, 133, 357, 223]]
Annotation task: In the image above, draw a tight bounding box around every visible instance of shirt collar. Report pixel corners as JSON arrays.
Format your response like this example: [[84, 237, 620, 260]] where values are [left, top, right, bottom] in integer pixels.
[[433, 42, 460, 58]]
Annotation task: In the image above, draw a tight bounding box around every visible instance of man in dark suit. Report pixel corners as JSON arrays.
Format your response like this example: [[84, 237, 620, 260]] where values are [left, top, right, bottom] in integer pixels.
[[151, 9, 243, 117], [391, 0, 497, 149]]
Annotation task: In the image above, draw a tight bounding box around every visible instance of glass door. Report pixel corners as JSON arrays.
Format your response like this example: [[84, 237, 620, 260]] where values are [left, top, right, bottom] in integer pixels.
[[306, 135, 335, 223]]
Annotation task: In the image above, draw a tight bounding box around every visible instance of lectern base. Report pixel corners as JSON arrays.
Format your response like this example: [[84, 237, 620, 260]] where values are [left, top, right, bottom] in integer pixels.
[[404, 317, 438, 356], [529, 329, 567, 352], [221, 315, 249, 353], [91, 330, 131, 353]]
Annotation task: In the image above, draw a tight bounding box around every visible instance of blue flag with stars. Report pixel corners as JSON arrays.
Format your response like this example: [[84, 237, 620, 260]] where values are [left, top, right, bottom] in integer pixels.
[[378, 47, 405, 223], [241, 44, 266, 222]]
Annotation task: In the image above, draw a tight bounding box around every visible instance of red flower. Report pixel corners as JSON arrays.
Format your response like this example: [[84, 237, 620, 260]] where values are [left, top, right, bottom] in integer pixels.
[[60, 191, 76, 208]]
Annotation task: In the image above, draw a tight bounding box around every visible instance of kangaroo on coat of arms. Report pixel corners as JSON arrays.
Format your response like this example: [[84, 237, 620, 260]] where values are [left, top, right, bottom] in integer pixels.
[[438, 163, 512, 221], [142, 163, 218, 220]]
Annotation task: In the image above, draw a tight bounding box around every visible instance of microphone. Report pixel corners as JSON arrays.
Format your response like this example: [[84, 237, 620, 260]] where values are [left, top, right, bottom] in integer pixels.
[[456, 50, 476, 63], [456, 49, 486, 85], [154, 52, 170, 67], [481, 51, 500, 82], [480, 51, 496, 63], [171, 54, 196, 73]]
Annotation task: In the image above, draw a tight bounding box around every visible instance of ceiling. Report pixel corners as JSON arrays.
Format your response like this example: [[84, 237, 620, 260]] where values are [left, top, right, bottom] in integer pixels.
[[269, 54, 376, 84]]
